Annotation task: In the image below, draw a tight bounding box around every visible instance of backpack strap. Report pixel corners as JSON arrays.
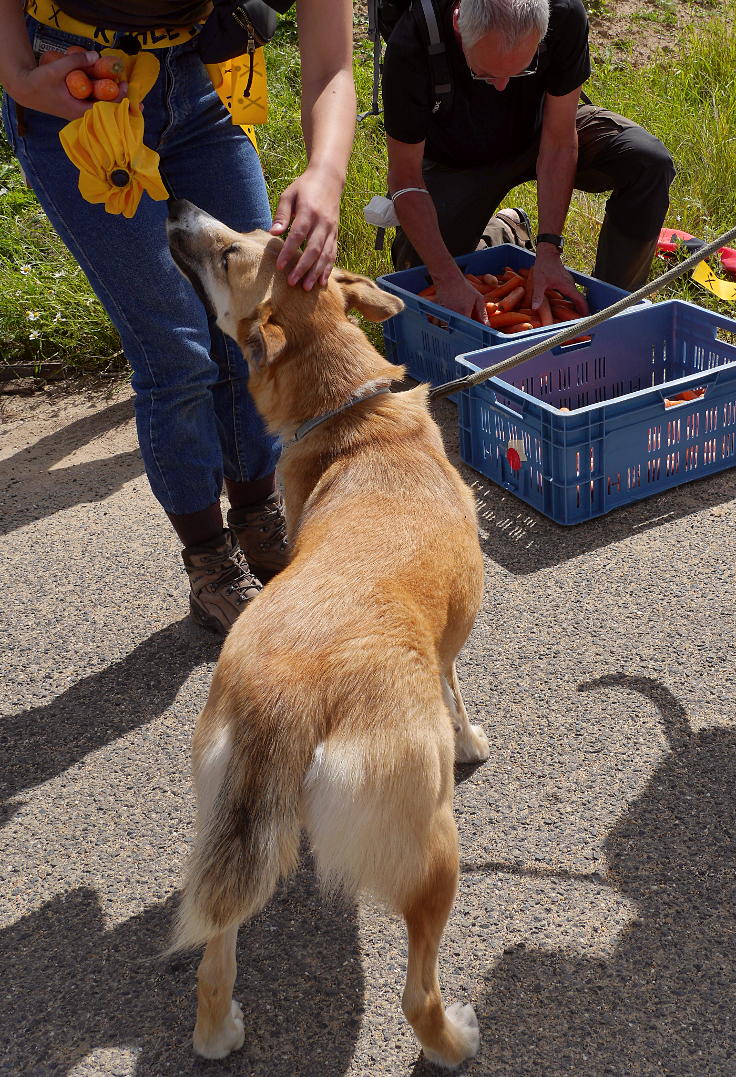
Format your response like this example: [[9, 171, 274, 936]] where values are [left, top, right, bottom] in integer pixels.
[[359, 0, 452, 121], [416, 0, 452, 112], [358, 0, 383, 120]]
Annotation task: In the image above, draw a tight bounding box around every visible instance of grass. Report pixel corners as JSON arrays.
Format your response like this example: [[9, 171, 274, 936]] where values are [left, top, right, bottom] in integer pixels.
[[0, 137, 121, 374], [1, 2, 736, 376]]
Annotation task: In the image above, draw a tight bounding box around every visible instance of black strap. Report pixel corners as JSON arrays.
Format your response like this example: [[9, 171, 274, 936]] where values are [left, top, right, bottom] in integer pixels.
[[359, 0, 452, 121], [415, 0, 452, 112]]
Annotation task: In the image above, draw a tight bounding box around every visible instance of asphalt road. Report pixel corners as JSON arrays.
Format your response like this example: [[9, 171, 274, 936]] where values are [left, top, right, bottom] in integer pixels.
[[1, 380, 735, 1077]]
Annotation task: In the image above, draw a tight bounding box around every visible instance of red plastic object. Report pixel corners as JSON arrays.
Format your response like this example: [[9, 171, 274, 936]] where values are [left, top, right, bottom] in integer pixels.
[[506, 446, 522, 471], [657, 227, 736, 276]]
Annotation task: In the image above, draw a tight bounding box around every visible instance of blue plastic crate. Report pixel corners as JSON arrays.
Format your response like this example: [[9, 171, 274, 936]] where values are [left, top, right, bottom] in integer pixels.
[[456, 300, 736, 525], [378, 245, 638, 395]]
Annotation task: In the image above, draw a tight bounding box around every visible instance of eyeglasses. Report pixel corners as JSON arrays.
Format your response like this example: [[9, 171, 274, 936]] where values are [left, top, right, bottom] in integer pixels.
[[469, 48, 539, 82]]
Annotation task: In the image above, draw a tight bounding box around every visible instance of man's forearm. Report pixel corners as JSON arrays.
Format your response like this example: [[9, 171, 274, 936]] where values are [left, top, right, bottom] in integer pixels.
[[535, 138, 578, 238], [392, 189, 460, 284]]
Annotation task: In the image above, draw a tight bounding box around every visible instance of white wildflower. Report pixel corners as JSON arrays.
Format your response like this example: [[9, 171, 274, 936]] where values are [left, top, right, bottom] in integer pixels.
[[20, 264, 32, 275], [29, 330, 40, 340], [27, 310, 40, 321]]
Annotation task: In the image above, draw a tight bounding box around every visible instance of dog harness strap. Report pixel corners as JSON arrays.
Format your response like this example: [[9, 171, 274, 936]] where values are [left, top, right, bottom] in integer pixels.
[[282, 383, 392, 450]]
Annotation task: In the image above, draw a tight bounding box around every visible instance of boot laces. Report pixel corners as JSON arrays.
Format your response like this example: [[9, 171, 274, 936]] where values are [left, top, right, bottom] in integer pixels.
[[209, 548, 262, 602], [254, 500, 288, 551]]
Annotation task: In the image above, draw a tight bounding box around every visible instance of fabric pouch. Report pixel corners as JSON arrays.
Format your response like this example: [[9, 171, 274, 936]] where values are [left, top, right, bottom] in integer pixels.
[[197, 0, 294, 63]]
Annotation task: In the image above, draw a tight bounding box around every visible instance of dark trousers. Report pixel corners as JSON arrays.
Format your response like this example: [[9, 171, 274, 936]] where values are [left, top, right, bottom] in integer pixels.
[[391, 104, 676, 291]]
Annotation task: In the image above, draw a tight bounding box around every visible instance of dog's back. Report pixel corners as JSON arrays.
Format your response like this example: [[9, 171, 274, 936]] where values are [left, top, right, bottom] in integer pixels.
[[174, 384, 482, 944]]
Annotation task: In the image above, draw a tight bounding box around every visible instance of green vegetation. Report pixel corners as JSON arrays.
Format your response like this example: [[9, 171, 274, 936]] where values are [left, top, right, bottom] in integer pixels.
[[1, 3, 736, 376]]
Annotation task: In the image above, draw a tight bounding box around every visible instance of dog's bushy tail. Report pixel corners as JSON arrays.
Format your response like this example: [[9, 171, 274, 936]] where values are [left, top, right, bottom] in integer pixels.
[[169, 708, 318, 953]]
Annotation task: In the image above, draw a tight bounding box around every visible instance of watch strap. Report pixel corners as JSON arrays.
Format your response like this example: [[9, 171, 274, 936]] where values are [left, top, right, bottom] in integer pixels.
[[536, 232, 564, 251]]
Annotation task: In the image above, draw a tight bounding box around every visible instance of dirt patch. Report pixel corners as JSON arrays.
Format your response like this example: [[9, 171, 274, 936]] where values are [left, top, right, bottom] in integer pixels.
[[587, 0, 722, 68], [354, 0, 721, 68]]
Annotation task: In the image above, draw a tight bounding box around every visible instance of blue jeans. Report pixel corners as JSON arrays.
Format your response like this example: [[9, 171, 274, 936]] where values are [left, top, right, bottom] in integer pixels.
[[2, 17, 280, 515]]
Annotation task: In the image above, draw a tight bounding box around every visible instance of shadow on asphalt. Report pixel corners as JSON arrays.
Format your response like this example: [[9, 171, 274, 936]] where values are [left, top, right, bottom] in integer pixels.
[[411, 387, 736, 577], [0, 396, 143, 537], [1, 861, 363, 1077], [466, 467, 736, 576], [0, 617, 216, 816], [463, 675, 736, 1074]]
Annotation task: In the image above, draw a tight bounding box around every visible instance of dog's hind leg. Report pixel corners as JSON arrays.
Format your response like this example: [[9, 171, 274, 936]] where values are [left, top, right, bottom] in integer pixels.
[[401, 807, 480, 1068], [444, 662, 489, 764], [192, 924, 244, 1059]]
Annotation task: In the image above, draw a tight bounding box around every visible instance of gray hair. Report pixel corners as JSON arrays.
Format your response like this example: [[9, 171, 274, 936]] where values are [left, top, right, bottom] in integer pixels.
[[457, 0, 550, 50]]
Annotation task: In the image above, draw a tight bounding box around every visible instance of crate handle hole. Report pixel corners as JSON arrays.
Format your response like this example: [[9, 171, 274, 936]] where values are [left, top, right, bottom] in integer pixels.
[[551, 335, 593, 355]]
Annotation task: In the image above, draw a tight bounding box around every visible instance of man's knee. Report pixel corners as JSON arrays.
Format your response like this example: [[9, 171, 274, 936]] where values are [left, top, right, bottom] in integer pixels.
[[637, 133, 676, 189]]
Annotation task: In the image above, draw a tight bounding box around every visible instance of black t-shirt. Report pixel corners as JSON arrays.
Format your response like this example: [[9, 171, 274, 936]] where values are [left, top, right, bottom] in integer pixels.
[[382, 0, 591, 167]]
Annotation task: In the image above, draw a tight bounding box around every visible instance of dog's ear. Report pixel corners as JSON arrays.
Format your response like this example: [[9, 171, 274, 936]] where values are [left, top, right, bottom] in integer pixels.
[[332, 269, 404, 323], [244, 300, 287, 366]]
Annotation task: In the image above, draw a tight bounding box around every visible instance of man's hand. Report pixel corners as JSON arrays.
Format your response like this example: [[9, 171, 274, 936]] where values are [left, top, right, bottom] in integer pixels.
[[529, 246, 588, 315], [434, 273, 490, 324]]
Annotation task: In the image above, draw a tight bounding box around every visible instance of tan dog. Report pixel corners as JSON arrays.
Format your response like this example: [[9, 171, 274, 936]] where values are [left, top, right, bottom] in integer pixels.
[[166, 199, 489, 1069]]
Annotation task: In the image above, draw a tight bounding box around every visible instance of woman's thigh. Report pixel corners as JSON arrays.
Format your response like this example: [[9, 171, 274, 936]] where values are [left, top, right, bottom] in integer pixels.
[[156, 44, 272, 233]]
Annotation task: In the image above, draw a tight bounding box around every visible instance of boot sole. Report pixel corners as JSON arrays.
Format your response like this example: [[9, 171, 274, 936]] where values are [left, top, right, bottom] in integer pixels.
[[189, 595, 229, 637]]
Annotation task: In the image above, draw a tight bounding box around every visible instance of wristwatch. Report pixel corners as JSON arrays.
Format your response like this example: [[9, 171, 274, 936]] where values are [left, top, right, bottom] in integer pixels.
[[535, 233, 564, 252]]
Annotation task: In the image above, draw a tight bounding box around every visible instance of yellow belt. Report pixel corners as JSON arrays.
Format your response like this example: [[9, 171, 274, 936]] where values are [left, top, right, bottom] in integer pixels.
[[26, 0, 203, 50]]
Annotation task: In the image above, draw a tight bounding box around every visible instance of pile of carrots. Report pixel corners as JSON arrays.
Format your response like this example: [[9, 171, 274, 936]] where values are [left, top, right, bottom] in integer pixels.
[[418, 264, 583, 334], [39, 47, 126, 102]]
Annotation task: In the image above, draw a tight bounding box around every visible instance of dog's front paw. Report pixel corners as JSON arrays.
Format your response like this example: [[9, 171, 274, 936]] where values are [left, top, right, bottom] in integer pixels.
[[423, 1002, 480, 1068], [193, 999, 245, 1059], [455, 723, 490, 764]]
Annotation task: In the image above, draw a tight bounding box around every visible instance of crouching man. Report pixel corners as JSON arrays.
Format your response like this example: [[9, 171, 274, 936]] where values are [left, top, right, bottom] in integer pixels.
[[383, 0, 675, 321]]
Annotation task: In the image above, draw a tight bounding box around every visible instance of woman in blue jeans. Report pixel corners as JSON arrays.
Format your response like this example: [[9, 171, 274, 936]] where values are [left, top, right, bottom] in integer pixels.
[[0, 0, 356, 636]]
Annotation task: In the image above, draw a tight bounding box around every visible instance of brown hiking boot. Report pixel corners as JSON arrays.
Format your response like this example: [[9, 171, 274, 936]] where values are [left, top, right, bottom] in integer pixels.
[[182, 528, 262, 637], [227, 493, 289, 581], [478, 207, 535, 251]]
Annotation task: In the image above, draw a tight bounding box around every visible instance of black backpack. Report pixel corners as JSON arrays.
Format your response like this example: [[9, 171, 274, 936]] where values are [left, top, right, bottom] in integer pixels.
[[359, 0, 453, 121]]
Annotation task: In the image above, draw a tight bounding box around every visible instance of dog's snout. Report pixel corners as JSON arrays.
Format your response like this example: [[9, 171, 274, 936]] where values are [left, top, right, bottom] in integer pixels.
[[167, 197, 193, 224]]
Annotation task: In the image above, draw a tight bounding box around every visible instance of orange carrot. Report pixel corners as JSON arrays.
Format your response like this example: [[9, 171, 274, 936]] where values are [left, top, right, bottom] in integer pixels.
[[417, 285, 436, 298], [489, 311, 532, 328], [505, 321, 535, 333], [91, 55, 125, 80], [65, 69, 93, 99], [550, 304, 577, 322], [92, 77, 120, 101], [486, 273, 524, 300], [498, 285, 525, 311]]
